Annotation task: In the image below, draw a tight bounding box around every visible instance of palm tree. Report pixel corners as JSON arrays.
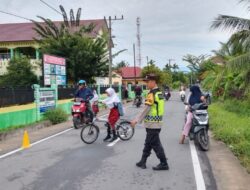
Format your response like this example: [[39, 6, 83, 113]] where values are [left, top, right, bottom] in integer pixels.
[[182, 54, 209, 72], [210, 0, 250, 72], [172, 63, 179, 72], [32, 5, 93, 41]]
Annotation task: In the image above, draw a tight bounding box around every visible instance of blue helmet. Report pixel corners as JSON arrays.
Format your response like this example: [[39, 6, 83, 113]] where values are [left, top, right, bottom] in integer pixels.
[[78, 79, 86, 85]]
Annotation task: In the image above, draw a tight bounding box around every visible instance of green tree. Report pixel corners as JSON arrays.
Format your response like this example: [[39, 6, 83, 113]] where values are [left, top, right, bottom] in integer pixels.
[[0, 57, 38, 86], [141, 64, 172, 86], [39, 32, 109, 83], [33, 6, 109, 83], [32, 6, 93, 40], [113, 60, 129, 70], [182, 54, 209, 73], [211, 0, 250, 73]]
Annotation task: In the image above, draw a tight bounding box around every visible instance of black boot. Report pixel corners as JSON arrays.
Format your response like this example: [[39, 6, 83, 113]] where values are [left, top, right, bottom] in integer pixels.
[[103, 127, 111, 142], [136, 155, 147, 169], [152, 161, 169, 171], [108, 130, 118, 142]]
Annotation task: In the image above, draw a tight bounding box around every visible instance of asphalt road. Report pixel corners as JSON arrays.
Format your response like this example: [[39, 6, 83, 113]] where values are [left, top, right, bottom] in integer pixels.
[[0, 92, 217, 190]]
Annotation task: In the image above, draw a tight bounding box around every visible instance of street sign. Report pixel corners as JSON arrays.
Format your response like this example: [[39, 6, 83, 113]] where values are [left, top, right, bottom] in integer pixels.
[[39, 90, 56, 113], [43, 54, 66, 86], [34, 84, 58, 120]]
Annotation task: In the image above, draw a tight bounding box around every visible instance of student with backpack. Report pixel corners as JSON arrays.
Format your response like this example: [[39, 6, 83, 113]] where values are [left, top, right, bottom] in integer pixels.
[[101, 87, 123, 142]]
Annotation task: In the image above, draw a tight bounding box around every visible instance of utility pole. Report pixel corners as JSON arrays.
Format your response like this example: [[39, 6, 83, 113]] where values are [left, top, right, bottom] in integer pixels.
[[136, 17, 142, 67], [167, 59, 175, 66], [146, 56, 149, 72], [133, 43, 136, 84], [105, 15, 124, 85]]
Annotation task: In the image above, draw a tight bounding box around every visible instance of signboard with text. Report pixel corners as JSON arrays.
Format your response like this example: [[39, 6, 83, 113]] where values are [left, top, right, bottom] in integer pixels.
[[43, 54, 66, 86], [39, 90, 56, 113]]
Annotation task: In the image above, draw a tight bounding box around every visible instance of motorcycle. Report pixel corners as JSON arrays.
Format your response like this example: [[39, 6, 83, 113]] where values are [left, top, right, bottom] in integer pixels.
[[71, 98, 93, 129], [164, 90, 171, 101], [185, 102, 210, 151], [134, 95, 142, 108], [180, 93, 185, 102]]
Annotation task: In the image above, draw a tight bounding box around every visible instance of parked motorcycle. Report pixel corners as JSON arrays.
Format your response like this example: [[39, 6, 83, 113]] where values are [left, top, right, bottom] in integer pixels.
[[185, 102, 210, 151], [71, 98, 93, 129]]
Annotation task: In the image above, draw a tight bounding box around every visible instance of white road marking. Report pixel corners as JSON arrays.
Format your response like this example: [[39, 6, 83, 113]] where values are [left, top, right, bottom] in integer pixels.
[[189, 141, 206, 190], [0, 128, 73, 159], [0, 148, 23, 159], [0, 104, 133, 159], [107, 138, 120, 147], [31, 128, 73, 146]]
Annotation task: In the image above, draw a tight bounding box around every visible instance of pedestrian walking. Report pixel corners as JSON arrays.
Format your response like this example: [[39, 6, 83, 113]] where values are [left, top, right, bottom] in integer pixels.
[[131, 74, 169, 170]]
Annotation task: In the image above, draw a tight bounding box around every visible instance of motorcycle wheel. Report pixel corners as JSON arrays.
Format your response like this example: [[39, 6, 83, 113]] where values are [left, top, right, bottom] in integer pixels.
[[195, 129, 209, 151], [73, 117, 82, 129], [136, 101, 141, 108], [80, 123, 99, 144], [116, 121, 134, 141]]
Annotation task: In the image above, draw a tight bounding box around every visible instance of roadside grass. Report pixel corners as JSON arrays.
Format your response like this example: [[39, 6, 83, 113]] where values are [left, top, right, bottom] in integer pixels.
[[0, 124, 26, 133], [209, 102, 250, 173], [0, 117, 47, 134]]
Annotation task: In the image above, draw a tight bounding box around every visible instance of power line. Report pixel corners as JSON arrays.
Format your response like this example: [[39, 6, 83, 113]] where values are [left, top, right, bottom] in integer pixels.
[[39, 0, 62, 15], [0, 10, 32, 21]]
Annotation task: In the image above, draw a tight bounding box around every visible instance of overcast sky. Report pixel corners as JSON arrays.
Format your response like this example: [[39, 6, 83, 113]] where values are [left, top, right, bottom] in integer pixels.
[[0, 0, 249, 70]]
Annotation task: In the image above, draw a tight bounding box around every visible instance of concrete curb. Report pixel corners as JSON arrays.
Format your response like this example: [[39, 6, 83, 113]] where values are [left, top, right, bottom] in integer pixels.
[[207, 132, 250, 190]]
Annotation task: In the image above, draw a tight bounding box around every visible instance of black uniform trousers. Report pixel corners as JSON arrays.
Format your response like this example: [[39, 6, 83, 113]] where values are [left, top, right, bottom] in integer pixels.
[[142, 128, 167, 163]]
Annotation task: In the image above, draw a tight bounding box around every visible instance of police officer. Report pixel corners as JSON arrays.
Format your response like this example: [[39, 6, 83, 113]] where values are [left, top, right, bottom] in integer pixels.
[[131, 74, 169, 170]]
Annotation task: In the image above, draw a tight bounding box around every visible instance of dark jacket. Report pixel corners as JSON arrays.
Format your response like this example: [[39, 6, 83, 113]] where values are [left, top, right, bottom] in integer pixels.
[[134, 86, 142, 96], [75, 87, 94, 101], [189, 86, 202, 106]]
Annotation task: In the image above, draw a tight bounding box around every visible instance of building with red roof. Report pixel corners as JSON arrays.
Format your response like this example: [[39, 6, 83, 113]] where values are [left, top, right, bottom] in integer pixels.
[[0, 19, 109, 76], [118, 66, 145, 85]]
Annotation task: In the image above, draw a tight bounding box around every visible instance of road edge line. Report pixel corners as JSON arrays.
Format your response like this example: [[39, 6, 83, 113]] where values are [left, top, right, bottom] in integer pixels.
[[0, 104, 132, 159], [189, 140, 206, 190]]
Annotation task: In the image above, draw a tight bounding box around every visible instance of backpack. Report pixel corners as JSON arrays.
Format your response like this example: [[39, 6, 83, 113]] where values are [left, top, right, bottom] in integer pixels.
[[114, 102, 124, 116]]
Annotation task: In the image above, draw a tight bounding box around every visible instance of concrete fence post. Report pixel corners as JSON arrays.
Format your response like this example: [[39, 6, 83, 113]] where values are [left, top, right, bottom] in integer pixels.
[[33, 84, 41, 121]]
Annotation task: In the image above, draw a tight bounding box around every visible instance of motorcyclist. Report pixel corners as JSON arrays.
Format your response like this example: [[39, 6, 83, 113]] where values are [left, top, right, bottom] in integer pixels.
[[163, 85, 171, 100], [134, 82, 142, 104], [179, 89, 185, 98], [75, 80, 94, 122], [179, 85, 205, 144]]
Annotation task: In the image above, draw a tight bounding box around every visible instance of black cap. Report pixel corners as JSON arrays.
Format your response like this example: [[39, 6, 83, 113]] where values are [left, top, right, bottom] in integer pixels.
[[143, 74, 159, 82]]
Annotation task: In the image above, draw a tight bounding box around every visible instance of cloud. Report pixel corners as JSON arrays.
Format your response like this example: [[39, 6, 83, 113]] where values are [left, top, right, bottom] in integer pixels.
[[0, 0, 249, 71]]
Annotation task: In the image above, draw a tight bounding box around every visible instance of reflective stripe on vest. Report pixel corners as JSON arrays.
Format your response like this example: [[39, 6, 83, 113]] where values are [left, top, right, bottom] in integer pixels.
[[144, 91, 164, 123]]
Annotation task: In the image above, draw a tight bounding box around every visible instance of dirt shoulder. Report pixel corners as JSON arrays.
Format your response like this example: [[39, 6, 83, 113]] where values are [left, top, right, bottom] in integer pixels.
[[208, 134, 250, 190]]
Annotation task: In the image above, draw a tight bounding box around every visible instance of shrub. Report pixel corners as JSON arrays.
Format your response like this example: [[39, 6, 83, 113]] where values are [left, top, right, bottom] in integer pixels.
[[209, 102, 250, 172], [172, 81, 181, 89], [222, 99, 250, 117], [44, 108, 68, 124]]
